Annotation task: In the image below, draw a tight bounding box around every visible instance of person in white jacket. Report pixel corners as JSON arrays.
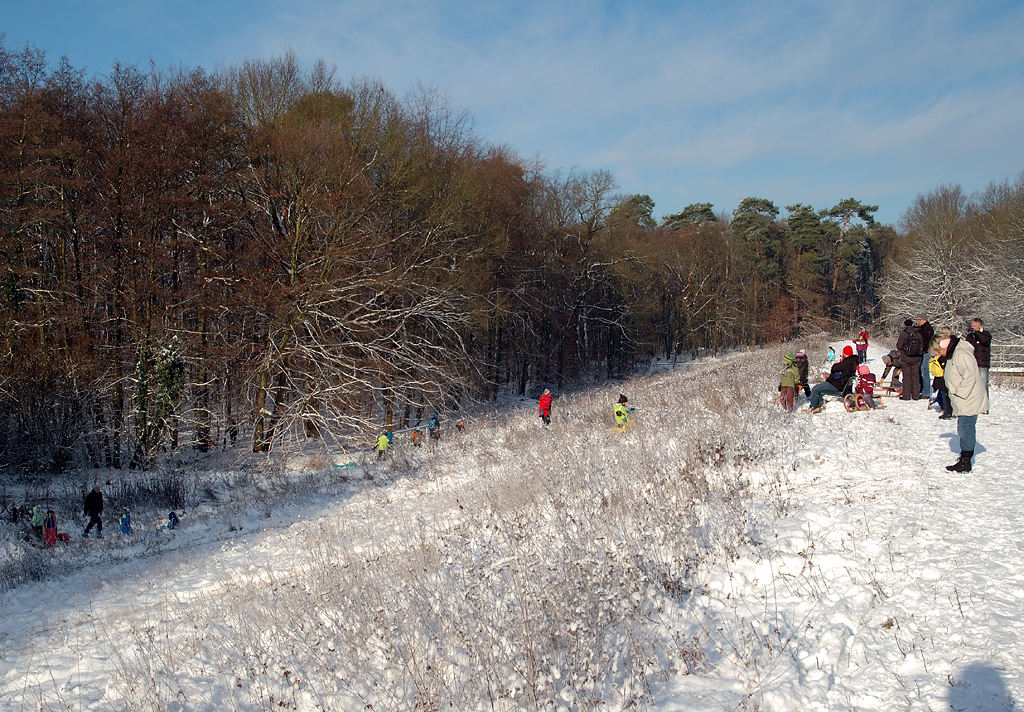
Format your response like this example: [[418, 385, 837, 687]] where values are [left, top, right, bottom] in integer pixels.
[[939, 336, 989, 472]]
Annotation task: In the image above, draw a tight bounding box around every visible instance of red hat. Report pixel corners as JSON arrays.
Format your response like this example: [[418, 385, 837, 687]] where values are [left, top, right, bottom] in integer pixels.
[[843, 345, 854, 357]]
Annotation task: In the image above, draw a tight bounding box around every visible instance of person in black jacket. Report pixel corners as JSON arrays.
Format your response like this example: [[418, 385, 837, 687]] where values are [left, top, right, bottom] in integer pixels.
[[917, 317, 935, 398], [809, 345, 859, 411], [83, 486, 104, 539], [896, 319, 924, 400], [965, 317, 992, 403]]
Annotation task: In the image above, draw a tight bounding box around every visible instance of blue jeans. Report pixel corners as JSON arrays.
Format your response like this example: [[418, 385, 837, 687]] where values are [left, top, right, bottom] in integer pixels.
[[810, 382, 840, 409], [920, 358, 932, 397], [957, 415, 977, 453], [978, 367, 990, 399]]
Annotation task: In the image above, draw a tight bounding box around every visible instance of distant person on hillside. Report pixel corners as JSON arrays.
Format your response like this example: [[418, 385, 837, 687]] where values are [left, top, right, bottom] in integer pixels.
[[31, 505, 44, 540], [375, 432, 390, 460], [794, 350, 811, 398], [428, 413, 441, 441], [810, 346, 858, 412], [965, 317, 991, 405], [779, 353, 800, 412], [854, 330, 869, 364], [119, 508, 134, 536], [82, 486, 104, 539], [917, 317, 935, 398], [939, 335, 988, 472], [411, 429, 425, 447], [165, 511, 180, 530], [614, 393, 634, 426], [896, 319, 925, 400], [826, 346, 836, 363], [538, 390, 553, 426]]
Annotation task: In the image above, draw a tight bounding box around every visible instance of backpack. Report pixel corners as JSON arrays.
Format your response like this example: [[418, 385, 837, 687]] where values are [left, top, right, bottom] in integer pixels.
[[904, 329, 924, 358]]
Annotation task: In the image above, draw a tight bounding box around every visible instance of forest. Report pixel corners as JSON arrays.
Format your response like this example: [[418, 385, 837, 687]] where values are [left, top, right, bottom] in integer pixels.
[[1, 41, 1020, 476]]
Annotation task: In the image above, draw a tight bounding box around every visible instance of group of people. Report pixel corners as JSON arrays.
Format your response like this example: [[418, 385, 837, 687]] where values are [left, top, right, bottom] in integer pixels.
[[780, 316, 993, 473], [374, 414, 465, 459], [24, 486, 180, 546]]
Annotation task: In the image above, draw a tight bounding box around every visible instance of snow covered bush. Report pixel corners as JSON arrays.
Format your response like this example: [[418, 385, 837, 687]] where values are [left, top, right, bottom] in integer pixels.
[[93, 349, 806, 711]]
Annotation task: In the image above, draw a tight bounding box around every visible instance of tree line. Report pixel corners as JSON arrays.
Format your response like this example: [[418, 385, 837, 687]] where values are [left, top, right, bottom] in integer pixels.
[[1, 43, 896, 475]]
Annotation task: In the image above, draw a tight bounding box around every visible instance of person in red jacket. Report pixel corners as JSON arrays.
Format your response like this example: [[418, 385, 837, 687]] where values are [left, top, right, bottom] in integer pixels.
[[538, 389, 553, 425]]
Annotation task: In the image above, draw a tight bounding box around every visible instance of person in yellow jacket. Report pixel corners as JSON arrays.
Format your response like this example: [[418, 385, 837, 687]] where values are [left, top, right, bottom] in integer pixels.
[[928, 347, 952, 420], [613, 394, 634, 428], [375, 432, 390, 460]]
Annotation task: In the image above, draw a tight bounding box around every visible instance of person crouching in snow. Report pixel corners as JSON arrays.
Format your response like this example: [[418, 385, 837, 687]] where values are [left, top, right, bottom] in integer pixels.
[[538, 389, 553, 425], [614, 394, 634, 426], [779, 353, 800, 412], [375, 432, 390, 460]]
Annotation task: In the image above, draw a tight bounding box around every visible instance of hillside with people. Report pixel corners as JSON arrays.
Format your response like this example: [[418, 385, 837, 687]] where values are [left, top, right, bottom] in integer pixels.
[[1, 338, 1022, 710]]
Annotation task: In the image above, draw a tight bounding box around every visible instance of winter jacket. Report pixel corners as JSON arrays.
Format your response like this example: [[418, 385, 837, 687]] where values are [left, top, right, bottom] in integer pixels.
[[944, 337, 989, 416], [793, 353, 809, 387], [83, 490, 103, 516], [375, 434, 390, 452], [929, 354, 944, 378], [919, 320, 935, 349], [896, 326, 924, 361], [965, 328, 992, 368], [31, 506, 44, 528], [855, 373, 876, 397], [825, 355, 858, 391], [854, 335, 868, 352], [538, 392, 553, 417], [613, 402, 631, 425], [779, 363, 800, 389]]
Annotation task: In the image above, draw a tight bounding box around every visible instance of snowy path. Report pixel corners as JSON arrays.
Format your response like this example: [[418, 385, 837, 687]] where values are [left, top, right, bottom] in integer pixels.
[[658, 348, 1024, 711]]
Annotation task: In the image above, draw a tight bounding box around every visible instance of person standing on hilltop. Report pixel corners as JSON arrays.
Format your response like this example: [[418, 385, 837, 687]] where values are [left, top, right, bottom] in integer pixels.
[[897, 319, 925, 400], [965, 317, 991, 404]]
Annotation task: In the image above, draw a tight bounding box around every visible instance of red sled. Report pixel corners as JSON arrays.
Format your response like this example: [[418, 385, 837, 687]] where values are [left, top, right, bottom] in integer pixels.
[[44, 528, 57, 547]]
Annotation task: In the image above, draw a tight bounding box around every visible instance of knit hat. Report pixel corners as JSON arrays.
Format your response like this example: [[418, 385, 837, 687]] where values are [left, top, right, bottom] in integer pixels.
[[782, 353, 795, 365], [857, 364, 870, 375], [618, 394, 628, 404], [843, 345, 854, 357]]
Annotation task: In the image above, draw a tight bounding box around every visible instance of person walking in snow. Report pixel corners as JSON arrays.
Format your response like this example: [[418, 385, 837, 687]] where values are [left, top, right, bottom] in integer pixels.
[[82, 486, 104, 539], [809, 346, 858, 412], [938, 335, 989, 472], [31, 505, 44, 540], [917, 317, 935, 399], [428, 414, 441, 442], [119, 508, 134, 535], [375, 432, 390, 460], [538, 389, 553, 426], [613, 394, 634, 426]]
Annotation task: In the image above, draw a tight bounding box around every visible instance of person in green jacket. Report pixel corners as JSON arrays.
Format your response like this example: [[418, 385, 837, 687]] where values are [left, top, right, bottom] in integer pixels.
[[779, 353, 800, 412], [31, 505, 45, 539], [375, 432, 390, 460], [614, 394, 633, 427]]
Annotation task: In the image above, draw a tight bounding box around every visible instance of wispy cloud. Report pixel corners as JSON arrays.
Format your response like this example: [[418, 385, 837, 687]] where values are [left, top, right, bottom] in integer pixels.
[[6, 0, 1024, 223]]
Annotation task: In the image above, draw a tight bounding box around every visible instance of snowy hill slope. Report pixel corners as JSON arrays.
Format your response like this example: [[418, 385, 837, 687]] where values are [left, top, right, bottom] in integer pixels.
[[1, 343, 1021, 711]]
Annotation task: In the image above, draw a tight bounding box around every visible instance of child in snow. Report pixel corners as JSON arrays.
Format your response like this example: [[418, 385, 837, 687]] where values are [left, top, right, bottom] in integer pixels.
[[43, 510, 58, 547], [779, 353, 800, 412], [31, 505, 44, 539], [428, 413, 441, 440], [929, 346, 952, 420], [826, 346, 836, 363], [613, 394, 634, 427], [165, 511, 180, 530], [538, 390, 553, 425], [854, 364, 880, 409], [794, 350, 811, 398], [411, 429, 424, 447], [119, 508, 133, 535], [375, 432, 390, 460], [854, 330, 869, 364]]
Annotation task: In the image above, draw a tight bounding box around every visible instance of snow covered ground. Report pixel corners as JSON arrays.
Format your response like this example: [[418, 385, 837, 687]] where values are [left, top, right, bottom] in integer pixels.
[[656, 343, 1024, 711], [0, 342, 1021, 711]]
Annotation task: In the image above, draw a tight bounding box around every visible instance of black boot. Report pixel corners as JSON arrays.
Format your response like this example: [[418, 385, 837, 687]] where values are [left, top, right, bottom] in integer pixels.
[[946, 450, 974, 472]]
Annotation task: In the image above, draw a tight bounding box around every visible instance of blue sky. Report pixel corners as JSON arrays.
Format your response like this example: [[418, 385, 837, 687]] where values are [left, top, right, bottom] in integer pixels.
[[6, 0, 1024, 225]]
